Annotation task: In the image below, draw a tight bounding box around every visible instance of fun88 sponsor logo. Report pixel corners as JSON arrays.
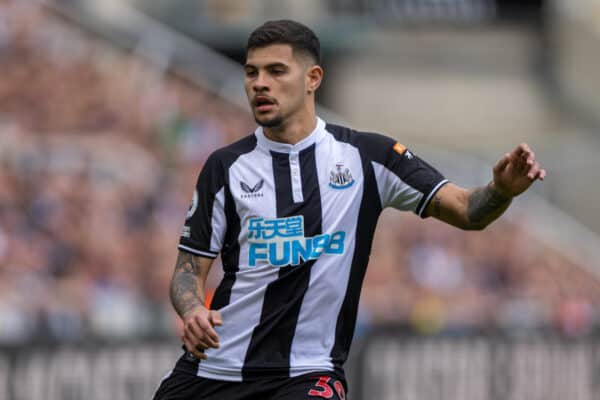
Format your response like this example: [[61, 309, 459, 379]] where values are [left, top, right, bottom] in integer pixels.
[[248, 215, 345, 267]]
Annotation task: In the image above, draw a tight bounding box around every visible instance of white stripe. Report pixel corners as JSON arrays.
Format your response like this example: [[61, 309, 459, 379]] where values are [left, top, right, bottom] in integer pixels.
[[289, 151, 304, 203], [195, 364, 243, 382], [289, 133, 362, 375], [371, 161, 424, 211], [196, 145, 280, 381], [417, 179, 450, 216], [210, 187, 226, 251], [177, 245, 218, 258], [199, 267, 277, 381]]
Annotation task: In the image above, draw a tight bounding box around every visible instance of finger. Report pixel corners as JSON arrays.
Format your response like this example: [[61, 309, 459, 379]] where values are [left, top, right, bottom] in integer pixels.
[[209, 310, 223, 327], [494, 153, 510, 174], [184, 319, 205, 342], [187, 322, 219, 349], [183, 327, 206, 349], [194, 338, 212, 351], [530, 166, 546, 181], [515, 143, 531, 157], [201, 334, 219, 349], [196, 316, 220, 346], [514, 146, 532, 163], [514, 147, 532, 169], [183, 326, 206, 347], [524, 151, 535, 165], [183, 337, 207, 360], [183, 330, 213, 354], [527, 162, 541, 180], [516, 152, 534, 173], [516, 161, 527, 173]]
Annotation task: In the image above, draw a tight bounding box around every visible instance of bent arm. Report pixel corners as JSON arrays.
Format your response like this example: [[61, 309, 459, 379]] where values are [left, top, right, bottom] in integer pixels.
[[424, 182, 512, 230], [170, 250, 214, 319], [423, 143, 545, 230]]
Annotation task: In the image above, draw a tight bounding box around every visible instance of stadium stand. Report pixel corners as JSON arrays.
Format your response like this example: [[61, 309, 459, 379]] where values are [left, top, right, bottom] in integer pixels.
[[0, 2, 600, 342], [1, 0, 599, 346], [3, 1, 600, 400], [0, 0, 253, 343]]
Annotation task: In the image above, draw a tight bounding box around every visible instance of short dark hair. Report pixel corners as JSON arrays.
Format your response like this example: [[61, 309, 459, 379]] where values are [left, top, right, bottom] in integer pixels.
[[246, 20, 320, 64]]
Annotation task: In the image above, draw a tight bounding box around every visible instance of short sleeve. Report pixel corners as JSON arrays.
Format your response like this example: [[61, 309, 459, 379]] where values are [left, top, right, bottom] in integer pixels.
[[179, 154, 227, 258], [372, 141, 449, 217]]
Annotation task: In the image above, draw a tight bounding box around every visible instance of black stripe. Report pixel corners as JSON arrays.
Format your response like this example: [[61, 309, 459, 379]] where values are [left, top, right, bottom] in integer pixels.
[[242, 145, 322, 379], [326, 124, 383, 366], [416, 179, 448, 217], [179, 155, 222, 254], [210, 183, 240, 310], [389, 154, 446, 216], [323, 123, 446, 218], [209, 135, 257, 310]]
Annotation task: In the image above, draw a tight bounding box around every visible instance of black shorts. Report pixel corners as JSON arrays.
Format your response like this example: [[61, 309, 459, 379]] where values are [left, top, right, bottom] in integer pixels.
[[153, 355, 347, 400]]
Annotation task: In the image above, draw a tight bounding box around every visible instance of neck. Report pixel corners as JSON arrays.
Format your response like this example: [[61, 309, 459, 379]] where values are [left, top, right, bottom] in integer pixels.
[[263, 108, 317, 145]]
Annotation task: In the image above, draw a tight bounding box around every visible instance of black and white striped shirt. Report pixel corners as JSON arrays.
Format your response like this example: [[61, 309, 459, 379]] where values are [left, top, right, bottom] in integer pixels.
[[179, 117, 448, 381]]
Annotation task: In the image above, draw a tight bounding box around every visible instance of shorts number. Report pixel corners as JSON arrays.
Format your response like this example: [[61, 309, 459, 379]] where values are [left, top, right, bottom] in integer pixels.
[[308, 376, 333, 398], [333, 380, 346, 400]]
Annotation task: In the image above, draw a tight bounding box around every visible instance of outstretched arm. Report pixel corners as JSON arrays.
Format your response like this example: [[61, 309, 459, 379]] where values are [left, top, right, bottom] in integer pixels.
[[170, 250, 222, 359], [424, 143, 546, 230]]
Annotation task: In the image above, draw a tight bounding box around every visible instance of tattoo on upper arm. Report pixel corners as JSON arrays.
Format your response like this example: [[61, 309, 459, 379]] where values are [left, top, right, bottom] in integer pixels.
[[467, 184, 511, 225], [170, 252, 204, 317]]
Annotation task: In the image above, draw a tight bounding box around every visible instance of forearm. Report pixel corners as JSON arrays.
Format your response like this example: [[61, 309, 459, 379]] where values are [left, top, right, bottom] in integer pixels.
[[465, 181, 512, 230], [170, 251, 208, 319], [426, 144, 544, 230]]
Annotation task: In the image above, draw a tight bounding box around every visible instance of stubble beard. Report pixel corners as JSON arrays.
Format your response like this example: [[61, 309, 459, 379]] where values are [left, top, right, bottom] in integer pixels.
[[254, 112, 284, 128]]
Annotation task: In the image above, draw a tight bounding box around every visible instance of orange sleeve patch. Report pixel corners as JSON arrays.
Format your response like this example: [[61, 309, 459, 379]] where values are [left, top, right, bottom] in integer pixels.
[[393, 142, 407, 155]]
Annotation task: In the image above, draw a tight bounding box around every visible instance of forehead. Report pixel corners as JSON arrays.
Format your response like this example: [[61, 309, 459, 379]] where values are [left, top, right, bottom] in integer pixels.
[[245, 44, 298, 66]]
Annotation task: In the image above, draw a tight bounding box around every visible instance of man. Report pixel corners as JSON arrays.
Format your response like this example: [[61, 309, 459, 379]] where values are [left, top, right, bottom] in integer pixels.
[[154, 20, 545, 400]]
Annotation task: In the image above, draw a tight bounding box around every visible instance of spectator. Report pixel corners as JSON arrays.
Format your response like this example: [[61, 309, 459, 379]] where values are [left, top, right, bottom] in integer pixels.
[[1, 0, 599, 343]]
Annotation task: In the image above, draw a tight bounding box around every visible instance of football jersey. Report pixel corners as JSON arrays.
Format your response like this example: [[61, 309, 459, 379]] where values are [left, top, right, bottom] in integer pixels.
[[178, 117, 448, 381]]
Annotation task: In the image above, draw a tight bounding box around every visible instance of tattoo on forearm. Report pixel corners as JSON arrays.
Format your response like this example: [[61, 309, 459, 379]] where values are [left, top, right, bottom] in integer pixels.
[[170, 252, 204, 318], [467, 184, 512, 225]]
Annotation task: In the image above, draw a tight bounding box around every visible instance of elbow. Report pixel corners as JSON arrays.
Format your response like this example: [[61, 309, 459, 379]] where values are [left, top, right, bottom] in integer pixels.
[[445, 217, 488, 231], [460, 220, 489, 231], [457, 220, 491, 231], [465, 224, 487, 231]]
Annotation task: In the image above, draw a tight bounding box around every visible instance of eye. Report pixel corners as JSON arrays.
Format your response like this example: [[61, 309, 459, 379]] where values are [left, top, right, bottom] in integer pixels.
[[245, 68, 257, 77], [270, 68, 286, 76]]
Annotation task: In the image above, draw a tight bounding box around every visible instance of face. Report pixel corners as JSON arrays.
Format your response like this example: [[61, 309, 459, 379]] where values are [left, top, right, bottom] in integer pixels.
[[244, 44, 317, 128]]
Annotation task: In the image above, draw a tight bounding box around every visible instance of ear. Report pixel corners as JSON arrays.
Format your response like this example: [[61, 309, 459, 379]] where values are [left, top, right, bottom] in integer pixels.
[[306, 65, 323, 94]]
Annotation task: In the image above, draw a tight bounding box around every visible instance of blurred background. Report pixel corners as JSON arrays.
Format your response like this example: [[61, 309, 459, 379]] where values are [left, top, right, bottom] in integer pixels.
[[1, 0, 600, 399]]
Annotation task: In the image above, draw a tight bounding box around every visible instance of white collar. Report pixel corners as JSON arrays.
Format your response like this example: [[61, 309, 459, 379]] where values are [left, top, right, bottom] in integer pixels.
[[255, 117, 326, 153]]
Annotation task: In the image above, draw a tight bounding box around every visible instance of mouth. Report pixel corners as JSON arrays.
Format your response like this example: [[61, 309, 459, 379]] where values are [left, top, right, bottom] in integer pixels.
[[253, 96, 277, 113]]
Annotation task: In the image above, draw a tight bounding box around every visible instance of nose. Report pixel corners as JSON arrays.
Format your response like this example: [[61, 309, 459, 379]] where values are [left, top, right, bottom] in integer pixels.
[[252, 71, 269, 93]]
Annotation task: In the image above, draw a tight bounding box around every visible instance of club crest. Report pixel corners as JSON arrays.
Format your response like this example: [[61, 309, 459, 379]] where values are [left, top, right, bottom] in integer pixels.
[[329, 163, 354, 189], [186, 190, 198, 219]]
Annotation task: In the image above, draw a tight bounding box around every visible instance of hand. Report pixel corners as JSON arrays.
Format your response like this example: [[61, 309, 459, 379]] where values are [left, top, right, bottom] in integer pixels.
[[181, 306, 222, 360], [492, 143, 546, 198]]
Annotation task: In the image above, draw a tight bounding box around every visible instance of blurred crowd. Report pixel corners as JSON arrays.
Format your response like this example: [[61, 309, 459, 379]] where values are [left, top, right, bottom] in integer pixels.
[[361, 209, 600, 338], [0, 1, 252, 343], [1, 1, 599, 345]]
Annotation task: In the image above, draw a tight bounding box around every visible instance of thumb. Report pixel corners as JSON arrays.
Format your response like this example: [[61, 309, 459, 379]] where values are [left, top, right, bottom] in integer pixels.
[[493, 153, 510, 175], [209, 310, 223, 326]]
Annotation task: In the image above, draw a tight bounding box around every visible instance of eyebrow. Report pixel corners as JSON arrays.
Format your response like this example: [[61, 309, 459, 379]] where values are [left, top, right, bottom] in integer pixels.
[[244, 62, 289, 69]]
